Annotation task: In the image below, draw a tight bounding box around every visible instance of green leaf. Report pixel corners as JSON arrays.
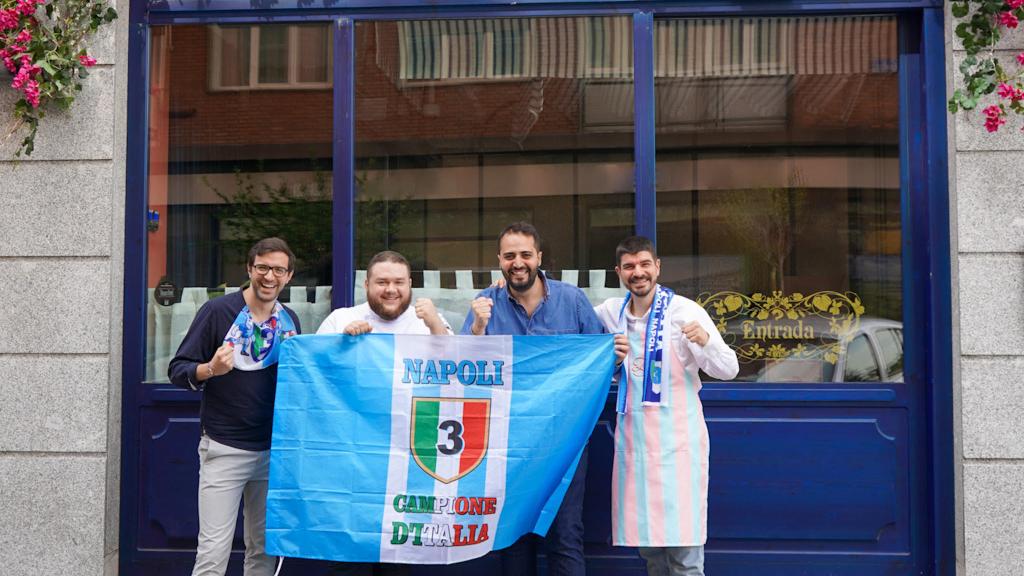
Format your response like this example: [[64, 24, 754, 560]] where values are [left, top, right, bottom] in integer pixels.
[[952, 2, 969, 18], [37, 60, 56, 75]]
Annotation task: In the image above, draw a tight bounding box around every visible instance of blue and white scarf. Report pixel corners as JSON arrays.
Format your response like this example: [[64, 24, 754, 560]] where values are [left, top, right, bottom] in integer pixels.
[[616, 285, 674, 413], [222, 302, 298, 371]]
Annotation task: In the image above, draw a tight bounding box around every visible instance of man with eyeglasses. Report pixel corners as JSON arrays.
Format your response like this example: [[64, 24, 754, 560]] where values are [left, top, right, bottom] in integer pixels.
[[316, 250, 450, 576], [169, 237, 302, 576]]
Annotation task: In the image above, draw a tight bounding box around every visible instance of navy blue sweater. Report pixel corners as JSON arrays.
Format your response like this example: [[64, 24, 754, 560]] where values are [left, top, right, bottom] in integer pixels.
[[168, 290, 301, 451]]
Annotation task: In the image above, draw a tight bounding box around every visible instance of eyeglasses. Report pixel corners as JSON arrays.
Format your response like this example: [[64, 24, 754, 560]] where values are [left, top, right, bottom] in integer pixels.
[[252, 264, 290, 277]]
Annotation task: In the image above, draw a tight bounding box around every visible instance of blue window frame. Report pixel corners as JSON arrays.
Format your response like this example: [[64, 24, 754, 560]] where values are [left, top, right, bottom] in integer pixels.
[[121, 0, 952, 573]]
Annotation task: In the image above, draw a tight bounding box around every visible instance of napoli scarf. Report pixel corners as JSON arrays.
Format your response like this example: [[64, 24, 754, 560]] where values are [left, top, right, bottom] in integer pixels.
[[222, 302, 298, 371], [616, 285, 674, 413]]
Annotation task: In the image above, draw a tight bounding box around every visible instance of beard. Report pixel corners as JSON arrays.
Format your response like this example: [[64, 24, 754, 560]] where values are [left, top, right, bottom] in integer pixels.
[[249, 277, 283, 303], [627, 275, 656, 298], [503, 266, 540, 293], [368, 291, 412, 321]]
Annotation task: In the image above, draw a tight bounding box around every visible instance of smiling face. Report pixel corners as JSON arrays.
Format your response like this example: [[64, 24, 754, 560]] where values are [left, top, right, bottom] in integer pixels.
[[247, 251, 294, 304], [616, 250, 661, 299], [498, 232, 542, 293], [366, 260, 413, 321]]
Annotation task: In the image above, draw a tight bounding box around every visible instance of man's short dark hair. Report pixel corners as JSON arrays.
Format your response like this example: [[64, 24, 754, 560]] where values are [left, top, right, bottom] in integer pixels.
[[248, 237, 295, 271], [615, 236, 657, 265], [366, 250, 412, 278], [498, 221, 542, 252]]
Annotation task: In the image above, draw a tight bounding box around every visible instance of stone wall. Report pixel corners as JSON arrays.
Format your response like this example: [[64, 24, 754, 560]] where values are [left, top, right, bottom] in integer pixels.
[[949, 12, 1024, 576], [0, 1, 126, 574]]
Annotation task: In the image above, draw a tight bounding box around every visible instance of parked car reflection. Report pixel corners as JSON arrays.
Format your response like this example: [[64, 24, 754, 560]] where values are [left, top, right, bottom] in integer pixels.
[[713, 317, 903, 383]]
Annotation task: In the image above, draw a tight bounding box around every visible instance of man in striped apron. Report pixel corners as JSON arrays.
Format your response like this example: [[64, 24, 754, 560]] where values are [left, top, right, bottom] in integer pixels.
[[594, 236, 739, 576]]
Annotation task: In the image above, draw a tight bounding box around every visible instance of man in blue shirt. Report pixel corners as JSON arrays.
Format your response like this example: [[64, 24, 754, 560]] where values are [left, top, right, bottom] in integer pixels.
[[462, 221, 626, 576]]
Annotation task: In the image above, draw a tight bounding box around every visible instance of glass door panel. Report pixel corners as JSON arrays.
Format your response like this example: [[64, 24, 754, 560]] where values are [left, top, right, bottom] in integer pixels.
[[354, 17, 635, 331], [654, 16, 901, 383], [145, 24, 334, 382]]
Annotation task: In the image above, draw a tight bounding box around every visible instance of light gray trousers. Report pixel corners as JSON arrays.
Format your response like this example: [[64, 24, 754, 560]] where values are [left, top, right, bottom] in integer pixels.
[[639, 546, 705, 576], [191, 436, 276, 576]]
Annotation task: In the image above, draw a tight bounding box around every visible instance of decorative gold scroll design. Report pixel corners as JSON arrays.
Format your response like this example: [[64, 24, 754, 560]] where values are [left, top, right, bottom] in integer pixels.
[[695, 291, 866, 364]]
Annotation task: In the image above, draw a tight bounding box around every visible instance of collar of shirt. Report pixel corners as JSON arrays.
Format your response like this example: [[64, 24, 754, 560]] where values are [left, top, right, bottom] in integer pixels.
[[477, 271, 585, 336]]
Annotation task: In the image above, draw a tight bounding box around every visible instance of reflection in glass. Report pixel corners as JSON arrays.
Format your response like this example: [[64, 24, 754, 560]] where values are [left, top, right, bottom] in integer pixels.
[[216, 26, 250, 87], [145, 24, 333, 382], [654, 16, 901, 383], [297, 25, 330, 83], [355, 17, 636, 330], [844, 335, 881, 382], [258, 26, 289, 84]]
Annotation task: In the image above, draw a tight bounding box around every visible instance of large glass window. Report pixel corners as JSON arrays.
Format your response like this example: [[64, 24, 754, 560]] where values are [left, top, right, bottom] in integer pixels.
[[654, 15, 901, 382], [140, 15, 904, 382], [354, 17, 636, 330], [145, 24, 334, 382]]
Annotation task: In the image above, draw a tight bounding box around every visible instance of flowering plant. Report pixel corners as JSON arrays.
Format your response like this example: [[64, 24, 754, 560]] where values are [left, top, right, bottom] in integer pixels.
[[1, 0, 115, 156], [949, 1, 1024, 132]]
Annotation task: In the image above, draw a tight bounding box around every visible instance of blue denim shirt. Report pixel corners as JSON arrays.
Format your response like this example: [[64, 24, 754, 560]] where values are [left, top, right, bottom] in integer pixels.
[[459, 272, 607, 336]]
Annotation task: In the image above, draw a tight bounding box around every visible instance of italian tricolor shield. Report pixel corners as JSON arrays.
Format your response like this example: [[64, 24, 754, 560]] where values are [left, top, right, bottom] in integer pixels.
[[411, 397, 490, 484]]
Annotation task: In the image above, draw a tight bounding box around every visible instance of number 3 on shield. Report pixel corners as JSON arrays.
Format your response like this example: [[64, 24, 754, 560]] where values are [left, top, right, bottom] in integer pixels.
[[437, 419, 464, 455]]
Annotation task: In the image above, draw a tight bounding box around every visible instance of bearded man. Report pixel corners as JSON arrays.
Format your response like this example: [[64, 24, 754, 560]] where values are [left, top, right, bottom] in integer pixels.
[[317, 250, 451, 337], [316, 250, 451, 576], [593, 236, 738, 576], [460, 221, 626, 576]]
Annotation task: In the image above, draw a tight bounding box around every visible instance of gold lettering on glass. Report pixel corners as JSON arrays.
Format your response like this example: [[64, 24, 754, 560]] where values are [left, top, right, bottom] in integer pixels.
[[697, 291, 866, 364]]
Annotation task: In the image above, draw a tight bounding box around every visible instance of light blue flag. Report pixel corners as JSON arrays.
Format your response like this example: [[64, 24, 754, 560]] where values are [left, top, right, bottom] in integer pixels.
[[266, 333, 614, 564]]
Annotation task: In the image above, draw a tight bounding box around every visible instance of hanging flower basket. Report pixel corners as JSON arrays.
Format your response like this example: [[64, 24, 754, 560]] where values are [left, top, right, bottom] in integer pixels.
[[1, 0, 116, 156], [949, 0, 1024, 133]]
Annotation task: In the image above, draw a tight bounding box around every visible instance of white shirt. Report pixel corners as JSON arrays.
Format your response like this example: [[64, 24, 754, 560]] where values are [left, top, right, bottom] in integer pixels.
[[316, 302, 452, 335], [593, 292, 739, 383]]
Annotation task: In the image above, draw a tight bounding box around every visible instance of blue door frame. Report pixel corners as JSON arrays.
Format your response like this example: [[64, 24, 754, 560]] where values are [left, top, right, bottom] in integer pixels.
[[121, 0, 953, 573]]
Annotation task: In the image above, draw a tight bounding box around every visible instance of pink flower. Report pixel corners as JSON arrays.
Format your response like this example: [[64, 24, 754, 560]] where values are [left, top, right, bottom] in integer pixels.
[[2, 56, 15, 74], [985, 115, 1006, 132], [999, 11, 1020, 28], [983, 105, 1007, 132], [0, 8, 19, 30], [1009, 0, 1024, 9], [10, 58, 41, 89], [78, 54, 96, 67], [995, 83, 1023, 100], [23, 78, 40, 107], [1018, 52, 1024, 66], [15, 28, 31, 43], [11, 68, 28, 89], [16, 0, 36, 16]]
